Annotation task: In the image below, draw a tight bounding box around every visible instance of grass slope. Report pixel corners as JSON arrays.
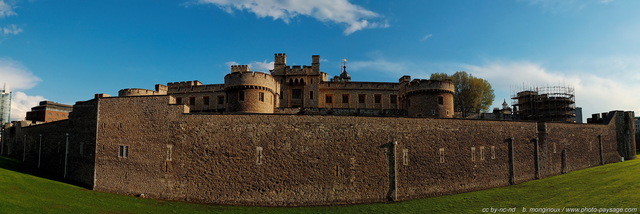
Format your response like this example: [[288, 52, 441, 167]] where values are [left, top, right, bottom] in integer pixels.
[[1, 156, 639, 213]]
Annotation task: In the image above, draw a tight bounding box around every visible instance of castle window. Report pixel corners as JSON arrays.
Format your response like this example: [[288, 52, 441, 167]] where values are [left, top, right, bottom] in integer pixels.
[[491, 146, 496, 159], [239, 91, 245, 101], [342, 94, 349, 103], [118, 145, 129, 158], [176, 97, 182, 105], [439, 148, 445, 163], [325, 95, 333, 104], [402, 149, 409, 166], [189, 97, 196, 105], [259, 92, 265, 102], [310, 78, 313, 84], [203, 96, 210, 105], [374, 94, 382, 104], [256, 146, 263, 165], [358, 94, 366, 103], [480, 146, 485, 161], [471, 147, 476, 161], [390, 95, 397, 104], [217, 96, 224, 105], [309, 91, 314, 99], [292, 89, 301, 99], [432, 110, 436, 115], [166, 144, 173, 161], [438, 96, 444, 105]]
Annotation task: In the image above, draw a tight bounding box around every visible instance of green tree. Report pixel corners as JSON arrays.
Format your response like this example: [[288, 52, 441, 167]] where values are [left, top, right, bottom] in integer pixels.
[[430, 71, 495, 117]]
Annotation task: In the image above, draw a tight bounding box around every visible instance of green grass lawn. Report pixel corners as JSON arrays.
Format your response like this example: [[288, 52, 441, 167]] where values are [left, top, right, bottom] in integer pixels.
[[1, 155, 639, 214]]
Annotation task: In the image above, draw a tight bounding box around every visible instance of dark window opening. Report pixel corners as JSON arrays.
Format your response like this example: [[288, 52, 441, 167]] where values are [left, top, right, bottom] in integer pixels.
[[342, 94, 349, 104], [390, 95, 397, 104], [375, 94, 382, 104], [259, 92, 265, 102], [175, 97, 182, 105], [218, 96, 224, 104], [189, 97, 196, 105], [203, 96, 210, 105], [326, 95, 333, 104], [438, 96, 444, 105], [309, 91, 314, 99], [292, 89, 302, 99], [239, 91, 245, 101], [119, 145, 129, 158], [358, 94, 366, 103]]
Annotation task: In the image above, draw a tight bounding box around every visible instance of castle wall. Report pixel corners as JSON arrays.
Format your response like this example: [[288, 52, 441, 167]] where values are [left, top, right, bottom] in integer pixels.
[[91, 96, 628, 206], [317, 82, 400, 110], [0, 100, 98, 187]]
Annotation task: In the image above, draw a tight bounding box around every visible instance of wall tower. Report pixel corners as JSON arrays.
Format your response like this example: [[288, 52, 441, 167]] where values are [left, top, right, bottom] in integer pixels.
[[224, 66, 278, 113], [400, 79, 455, 118]]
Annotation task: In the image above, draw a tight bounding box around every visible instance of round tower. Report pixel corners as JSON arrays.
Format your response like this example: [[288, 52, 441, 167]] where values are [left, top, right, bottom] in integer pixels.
[[401, 79, 455, 118], [224, 69, 278, 113], [118, 88, 163, 97]]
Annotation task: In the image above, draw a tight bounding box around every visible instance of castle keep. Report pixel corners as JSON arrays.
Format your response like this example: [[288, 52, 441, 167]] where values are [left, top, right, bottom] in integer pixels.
[[118, 53, 454, 118], [0, 53, 636, 206]]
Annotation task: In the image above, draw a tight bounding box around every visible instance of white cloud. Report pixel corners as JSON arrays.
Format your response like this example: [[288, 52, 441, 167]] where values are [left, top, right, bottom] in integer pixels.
[[0, 58, 46, 121], [0, 58, 41, 90], [10, 91, 45, 121], [196, 0, 389, 35], [225, 60, 274, 72], [420, 34, 432, 42], [349, 59, 407, 76], [249, 60, 274, 72], [0, 0, 17, 18], [521, 0, 614, 12], [2, 24, 22, 35]]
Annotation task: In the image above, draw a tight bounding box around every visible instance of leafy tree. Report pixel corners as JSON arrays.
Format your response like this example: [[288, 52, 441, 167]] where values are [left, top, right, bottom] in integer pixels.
[[430, 71, 495, 117]]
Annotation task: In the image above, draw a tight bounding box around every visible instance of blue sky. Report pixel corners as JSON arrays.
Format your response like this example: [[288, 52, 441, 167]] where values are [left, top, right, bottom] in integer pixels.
[[1, 0, 639, 121]]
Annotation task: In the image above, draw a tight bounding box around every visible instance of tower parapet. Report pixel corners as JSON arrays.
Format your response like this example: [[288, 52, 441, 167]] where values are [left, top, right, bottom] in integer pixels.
[[167, 81, 203, 89], [231, 65, 250, 73], [401, 79, 455, 118], [118, 88, 167, 97]]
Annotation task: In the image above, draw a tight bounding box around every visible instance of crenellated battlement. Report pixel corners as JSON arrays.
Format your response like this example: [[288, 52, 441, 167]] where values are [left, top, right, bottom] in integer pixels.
[[224, 71, 277, 93], [118, 88, 167, 97], [405, 79, 455, 95], [321, 81, 400, 90], [167, 81, 203, 88], [231, 65, 250, 73]]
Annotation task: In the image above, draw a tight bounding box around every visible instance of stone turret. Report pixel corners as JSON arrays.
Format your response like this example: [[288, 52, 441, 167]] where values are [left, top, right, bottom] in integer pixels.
[[224, 66, 278, 114], [401, 79, 455, 118]]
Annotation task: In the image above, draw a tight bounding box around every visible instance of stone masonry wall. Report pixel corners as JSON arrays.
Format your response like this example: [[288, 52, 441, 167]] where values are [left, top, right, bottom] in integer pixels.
[[0, 100, 98, 187], [92, 96, 627, 206]]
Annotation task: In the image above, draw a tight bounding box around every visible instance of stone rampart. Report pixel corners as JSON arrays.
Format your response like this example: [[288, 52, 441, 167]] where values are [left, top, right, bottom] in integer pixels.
[[88, 96, 631, 206], [0, 100, 98, 187]]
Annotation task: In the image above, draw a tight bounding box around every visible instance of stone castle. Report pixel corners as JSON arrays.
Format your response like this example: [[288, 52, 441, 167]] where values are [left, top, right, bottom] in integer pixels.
[[117, 53, 454, 118], [0, 53, 636, 206]]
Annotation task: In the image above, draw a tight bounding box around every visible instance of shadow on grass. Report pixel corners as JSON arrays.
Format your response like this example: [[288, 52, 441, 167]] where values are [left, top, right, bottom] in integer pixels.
[[0, 156, 90, 189]]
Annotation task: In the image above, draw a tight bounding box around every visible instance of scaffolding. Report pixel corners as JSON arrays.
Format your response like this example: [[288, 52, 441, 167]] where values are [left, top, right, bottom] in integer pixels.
[[511, 85, 576, 122]]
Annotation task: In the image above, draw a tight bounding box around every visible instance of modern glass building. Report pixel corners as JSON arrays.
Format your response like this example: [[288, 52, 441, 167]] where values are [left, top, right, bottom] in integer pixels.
[[0, 83, 11, 125]]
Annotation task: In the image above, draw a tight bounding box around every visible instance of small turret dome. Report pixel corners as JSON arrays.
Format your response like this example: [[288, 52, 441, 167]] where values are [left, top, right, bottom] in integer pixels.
[[340, 70, 351, 79]]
